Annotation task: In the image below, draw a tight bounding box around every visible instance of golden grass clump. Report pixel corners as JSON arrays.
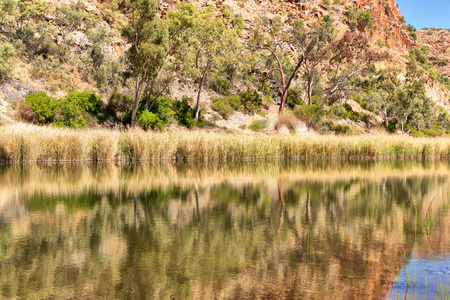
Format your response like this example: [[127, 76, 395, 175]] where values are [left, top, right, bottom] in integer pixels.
[[2, 124, 450, 162]]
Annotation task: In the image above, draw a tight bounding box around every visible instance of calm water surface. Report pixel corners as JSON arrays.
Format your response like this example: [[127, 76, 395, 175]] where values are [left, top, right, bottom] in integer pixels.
[[0, 161, 449, 299]]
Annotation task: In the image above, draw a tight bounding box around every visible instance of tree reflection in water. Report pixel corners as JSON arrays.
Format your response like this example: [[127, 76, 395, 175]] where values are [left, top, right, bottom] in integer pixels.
[[0, 161, 449, 299]]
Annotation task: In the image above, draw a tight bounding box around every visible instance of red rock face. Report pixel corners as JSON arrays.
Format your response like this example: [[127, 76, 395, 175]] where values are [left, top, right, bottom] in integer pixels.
[[353, 0, 415, 49]]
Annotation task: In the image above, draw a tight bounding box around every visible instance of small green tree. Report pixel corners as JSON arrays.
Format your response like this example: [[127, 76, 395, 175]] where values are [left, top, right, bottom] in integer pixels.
[[122, 0, 168, 127], [177, 4, 242, 121], [0, 42, 15, 80]]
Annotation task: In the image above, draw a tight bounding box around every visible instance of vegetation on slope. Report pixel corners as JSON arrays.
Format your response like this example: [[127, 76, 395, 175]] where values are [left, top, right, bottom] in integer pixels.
[[0, 0, 449, 137]]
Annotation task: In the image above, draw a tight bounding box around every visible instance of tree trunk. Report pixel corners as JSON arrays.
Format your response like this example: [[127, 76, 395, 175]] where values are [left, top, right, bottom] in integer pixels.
[[131, 76, 142, 127], [280, 57, 304, 114], [308, 91, 332, 129], [143, 92, 151, 112], [195, 74, 205, 122], [307, 76, 313, 105]]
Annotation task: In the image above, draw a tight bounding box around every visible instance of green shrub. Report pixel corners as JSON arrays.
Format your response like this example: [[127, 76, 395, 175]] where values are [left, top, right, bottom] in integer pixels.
[[343, 103, 362, 122], [208, 71, 229, 94], [151, 97, 176, 124], [241, 89, 262, 114], [53, 97, 86, 128], [107, 91, 133, 117], [138, 111, 164, 130], [258, 78, 271, 95], [386, 121, 397, 133], [332, 103, 346, 119], [294, 104, 322, 123], [423, 125, 444, 137], [65, 91, 102, 114], [173, 97, 196, 128], [249, 119, 268, 132], [333, 124, 350, 135], [286, 88, 303, 108], [410, 128, 424, 137], [211, 95, 241, 119], [25, 92, 58, 124], [0, 43, 15, 80], [211, 98, 234, 119]]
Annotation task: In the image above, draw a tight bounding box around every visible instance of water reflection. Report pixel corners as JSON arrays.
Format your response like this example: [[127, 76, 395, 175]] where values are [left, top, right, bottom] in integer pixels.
[[386, 257, 450, 299], [0, 161, 449, 299]]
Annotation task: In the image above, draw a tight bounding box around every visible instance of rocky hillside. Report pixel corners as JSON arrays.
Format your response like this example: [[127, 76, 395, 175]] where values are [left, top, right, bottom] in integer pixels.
[[0, 0, 449, 134]]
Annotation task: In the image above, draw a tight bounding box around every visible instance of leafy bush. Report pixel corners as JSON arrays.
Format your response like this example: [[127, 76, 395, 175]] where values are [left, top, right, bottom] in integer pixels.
[[386, 121, 397, 133], [258, 78, 271, 95], [211, 95, 241, 119], [138, 111, 164, 130], [208, 71, 229, 94], [422, 125, 444, 137], [241, 89, 262, 114], [345, 7, 373, 31], [65, 91, 102, 114], [0, 43, 15, 80], [294, 104, 322, 123], [211, 98, 234, 119], [25, 92, 58, 124], [286, 88, 303, 108], [150, 97, 176, 124], [333, 124, 350, 135], [262, 94, 273, 109], [107, 91, 133, 118], [332, 103, 346, 119], [343, 103, 362, 122], [53, 97, 86, 128], [410, 128, 424, 137], [173, 97, 196, 128], [249, 119, 268, 132]]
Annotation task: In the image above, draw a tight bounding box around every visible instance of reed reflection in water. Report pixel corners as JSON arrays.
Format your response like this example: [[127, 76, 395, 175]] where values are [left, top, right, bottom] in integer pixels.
[[0, 160, 449, 299]]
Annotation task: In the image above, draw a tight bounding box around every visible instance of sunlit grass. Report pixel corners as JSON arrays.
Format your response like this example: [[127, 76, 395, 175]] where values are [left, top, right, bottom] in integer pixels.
[[2, 124, 450, 162]]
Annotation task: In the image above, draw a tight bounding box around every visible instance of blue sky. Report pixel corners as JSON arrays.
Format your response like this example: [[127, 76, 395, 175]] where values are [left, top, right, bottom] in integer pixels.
[[395, 0, 450, 29]]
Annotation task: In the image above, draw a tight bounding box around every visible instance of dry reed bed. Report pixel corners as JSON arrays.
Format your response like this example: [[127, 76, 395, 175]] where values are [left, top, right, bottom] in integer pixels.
[[1, 124, 450, 162]]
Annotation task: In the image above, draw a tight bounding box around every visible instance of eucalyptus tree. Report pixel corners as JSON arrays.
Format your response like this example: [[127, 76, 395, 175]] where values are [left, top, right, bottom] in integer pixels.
[[249, 14, 334, 114], [309, 31, 378, 129], [122, 0, 168, 127], [177, 4, 243, 121]]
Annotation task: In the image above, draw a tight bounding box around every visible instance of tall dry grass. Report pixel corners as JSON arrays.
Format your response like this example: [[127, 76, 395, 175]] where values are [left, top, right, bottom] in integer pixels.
[[2, 124, 450, 162]]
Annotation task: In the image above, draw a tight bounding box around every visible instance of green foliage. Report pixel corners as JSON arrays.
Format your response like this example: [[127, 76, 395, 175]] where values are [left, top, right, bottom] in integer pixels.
[[249, 119, 268, 132], [258, 78, 271, 95], [65, 91, 102, 114], [286, 88, 303, 108], [345, 7, 374, 31], [343, 103, 362, 122], [173, 97, 196, 128], [53, 96, 86, 128], [386, 120, 397, 133], [333, 124, 350, 135], [409, 47, 432, 70], [332, 103, 346, 119], [211, 94, 241, 119], [240, 89, 262, 114], [208, 71, 230, 95], [428, 70, 440, 82], [211, 98, 233, 119], [0, 43, 15, 80], [25, 92, 58, 124], [24, 90, 103, 128], [138, 111, 164, 130], [150, 97, 176, 124], [107, 91, 134, 117], [294, 104, 322, 123]]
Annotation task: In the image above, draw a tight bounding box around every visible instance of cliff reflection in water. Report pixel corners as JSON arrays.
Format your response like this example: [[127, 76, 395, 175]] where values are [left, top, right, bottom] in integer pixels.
[[0, 161, 449, 299]]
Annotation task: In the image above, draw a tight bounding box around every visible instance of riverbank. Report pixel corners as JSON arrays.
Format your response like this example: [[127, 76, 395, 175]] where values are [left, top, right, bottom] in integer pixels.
[[1, 124, 450, 162]]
